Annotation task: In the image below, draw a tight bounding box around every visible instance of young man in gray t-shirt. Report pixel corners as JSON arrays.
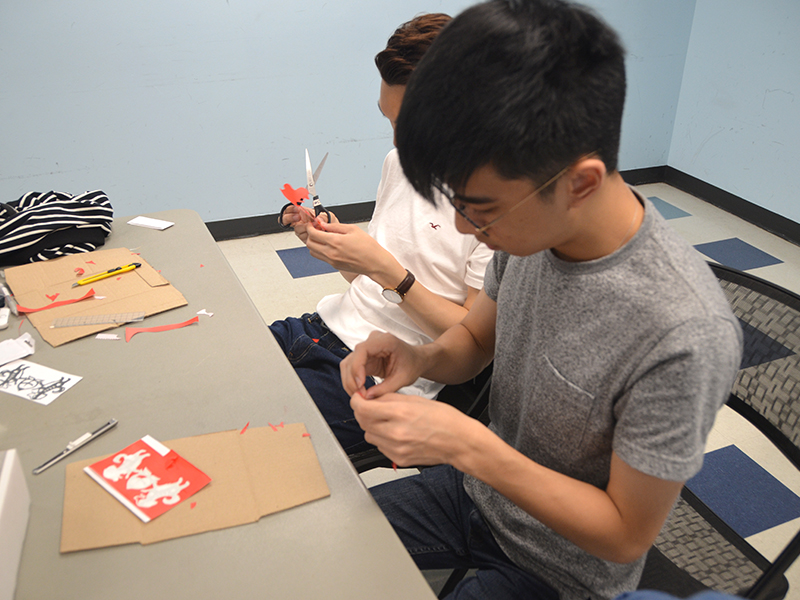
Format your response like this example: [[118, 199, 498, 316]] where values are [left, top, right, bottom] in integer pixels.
[[339, 1, 743, 599]]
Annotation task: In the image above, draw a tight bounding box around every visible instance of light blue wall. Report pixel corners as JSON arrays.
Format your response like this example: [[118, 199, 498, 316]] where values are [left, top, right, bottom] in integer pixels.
[[670, 0, 800, 223], [1, 1, 692, 224]]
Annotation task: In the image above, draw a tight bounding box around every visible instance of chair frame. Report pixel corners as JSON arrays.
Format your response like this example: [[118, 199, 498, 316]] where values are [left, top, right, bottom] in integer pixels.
[[708, 263, 800, 600]]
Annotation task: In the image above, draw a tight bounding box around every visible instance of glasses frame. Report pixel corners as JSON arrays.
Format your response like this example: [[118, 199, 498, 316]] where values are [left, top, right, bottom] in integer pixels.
[[448, 152, 598, 237]]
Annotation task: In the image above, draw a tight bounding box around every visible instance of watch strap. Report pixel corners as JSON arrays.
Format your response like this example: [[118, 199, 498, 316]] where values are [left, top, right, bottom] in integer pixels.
[[387, 269, 415, 301]]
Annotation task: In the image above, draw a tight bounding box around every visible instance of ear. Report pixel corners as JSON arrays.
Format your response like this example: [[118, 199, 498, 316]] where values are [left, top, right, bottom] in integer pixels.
[[565, 157, 606, 207]]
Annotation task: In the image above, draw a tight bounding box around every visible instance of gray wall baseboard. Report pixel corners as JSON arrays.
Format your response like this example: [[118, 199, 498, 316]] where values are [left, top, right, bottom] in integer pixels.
[[208, 169, 800, 248]]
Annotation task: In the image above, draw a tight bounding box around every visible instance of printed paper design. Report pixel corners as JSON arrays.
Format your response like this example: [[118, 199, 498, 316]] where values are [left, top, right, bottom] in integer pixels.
[[84, 435, 211, 523]]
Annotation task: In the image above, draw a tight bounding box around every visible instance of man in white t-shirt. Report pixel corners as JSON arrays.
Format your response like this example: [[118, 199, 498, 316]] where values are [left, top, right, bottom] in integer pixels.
[[269, 14, 493, 454]]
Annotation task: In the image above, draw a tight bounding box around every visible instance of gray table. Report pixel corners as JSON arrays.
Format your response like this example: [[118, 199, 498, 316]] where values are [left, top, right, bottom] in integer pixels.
[[0, 210, 435, 600]]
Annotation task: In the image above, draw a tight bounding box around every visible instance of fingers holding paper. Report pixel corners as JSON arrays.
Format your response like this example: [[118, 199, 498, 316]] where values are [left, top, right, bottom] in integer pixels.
[[304, 221, 388, 276], [340, 331, 424, 398], [350, 391, 472, 467]]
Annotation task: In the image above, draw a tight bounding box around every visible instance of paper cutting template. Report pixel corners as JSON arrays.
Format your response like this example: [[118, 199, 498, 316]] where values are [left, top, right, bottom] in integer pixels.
[[84, 435, 211, 523], [0, 359, 81, 405]]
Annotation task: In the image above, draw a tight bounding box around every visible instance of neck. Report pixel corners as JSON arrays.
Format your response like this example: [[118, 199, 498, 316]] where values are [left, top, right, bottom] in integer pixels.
[[552, 173, 643, 262]]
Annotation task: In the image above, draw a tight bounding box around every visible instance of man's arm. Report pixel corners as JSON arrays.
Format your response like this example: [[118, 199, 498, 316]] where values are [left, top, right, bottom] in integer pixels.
[[306, 222, 483, 339], [350, 389, 682, 563], [341, 290, 497, 397]]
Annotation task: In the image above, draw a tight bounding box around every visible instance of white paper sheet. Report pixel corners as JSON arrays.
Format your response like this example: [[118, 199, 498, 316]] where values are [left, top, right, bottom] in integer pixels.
[[0, 359, 81, 405], [127, 216, 175, 230], [0, 333, 35, 367]]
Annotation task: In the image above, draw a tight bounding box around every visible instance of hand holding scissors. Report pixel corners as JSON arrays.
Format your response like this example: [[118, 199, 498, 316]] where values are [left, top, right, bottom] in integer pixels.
[[278, 149, 330, 230]]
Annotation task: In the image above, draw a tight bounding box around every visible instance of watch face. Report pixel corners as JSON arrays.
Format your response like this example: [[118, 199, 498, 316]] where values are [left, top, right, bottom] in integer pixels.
[[382, 288, 403, 304]]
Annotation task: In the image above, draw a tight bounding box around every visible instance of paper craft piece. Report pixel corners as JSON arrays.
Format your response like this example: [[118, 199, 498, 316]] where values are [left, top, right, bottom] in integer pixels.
[[197, 309, 213, 317], [95, 333, 120, 340], [127, 216, 175, 230], [84, 435, 211, 523], [0, 359, 81, 405], [4, 248, 188, 347], [280, 183, 309, 207], [125, 315, 199, 343], [61, 423, 330, 552], [0, 333, 35, 366], [16, 288, 95, 314]]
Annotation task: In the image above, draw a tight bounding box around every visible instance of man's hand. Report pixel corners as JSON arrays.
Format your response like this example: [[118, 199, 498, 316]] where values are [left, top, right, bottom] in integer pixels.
[[340, 331, 426, 397], [350, 391, 475, 467], [304, 222, 390, 276], [281, 205, 337, 244]]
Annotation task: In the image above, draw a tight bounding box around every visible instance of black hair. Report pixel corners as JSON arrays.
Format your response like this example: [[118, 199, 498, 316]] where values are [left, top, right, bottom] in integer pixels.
[[395, 0, 626, 202]]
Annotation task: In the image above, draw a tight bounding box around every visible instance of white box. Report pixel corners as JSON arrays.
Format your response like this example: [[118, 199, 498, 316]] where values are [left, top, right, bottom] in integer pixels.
[[0, 449, 30, 600]]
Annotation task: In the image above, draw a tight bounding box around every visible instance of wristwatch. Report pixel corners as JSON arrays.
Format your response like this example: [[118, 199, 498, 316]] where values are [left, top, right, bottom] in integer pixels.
[[381, 270, 416, 304]]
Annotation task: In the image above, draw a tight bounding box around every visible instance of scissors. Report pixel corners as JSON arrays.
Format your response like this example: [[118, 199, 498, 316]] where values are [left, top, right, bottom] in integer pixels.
[[278, 149, 330, 229], [305, 148, 330, 223]]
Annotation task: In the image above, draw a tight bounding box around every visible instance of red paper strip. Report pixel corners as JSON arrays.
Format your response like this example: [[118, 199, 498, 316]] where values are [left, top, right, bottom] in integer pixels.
[[46, 293, 60, 302], [16, 288, 96, 314], [125, 316, 199, 343], [268, 422, 285, 432], [240, 421, 250, 435], [302, 433, 311, 438]]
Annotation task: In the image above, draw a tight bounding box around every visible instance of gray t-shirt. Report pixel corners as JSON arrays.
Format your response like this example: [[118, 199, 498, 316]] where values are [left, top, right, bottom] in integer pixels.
[[464, 194, 742, 600]]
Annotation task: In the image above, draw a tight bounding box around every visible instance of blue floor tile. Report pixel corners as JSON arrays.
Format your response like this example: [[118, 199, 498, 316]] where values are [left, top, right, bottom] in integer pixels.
[[687, 444, 800, 538], [648, 196, 691, 220], [694, 238, 783, 271], [277, 247, 337, 279]]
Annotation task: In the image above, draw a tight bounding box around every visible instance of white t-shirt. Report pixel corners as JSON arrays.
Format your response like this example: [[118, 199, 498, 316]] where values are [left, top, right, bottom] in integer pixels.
[[316, 149, 493, 398]]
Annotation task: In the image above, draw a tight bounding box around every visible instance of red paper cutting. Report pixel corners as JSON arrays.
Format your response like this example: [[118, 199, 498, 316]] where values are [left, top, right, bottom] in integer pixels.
[[125, 316, 200, 343], [268, 422, 285, 432], [84, 435, 211, 523], [46, 293, 60, 302], [240, 421, 250, 435], [280, 183, 309, 206], [16, 288, 95, 314], [74, 268, 85, 277]]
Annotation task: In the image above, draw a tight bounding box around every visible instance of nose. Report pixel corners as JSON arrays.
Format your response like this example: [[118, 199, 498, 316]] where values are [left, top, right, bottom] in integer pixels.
[[454, 211, 475, 236]]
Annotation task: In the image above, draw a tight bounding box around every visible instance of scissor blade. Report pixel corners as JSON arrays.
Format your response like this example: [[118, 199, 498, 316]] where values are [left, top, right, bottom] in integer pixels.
[[313, 152, 329, 183], [305, 149, 317, 197]]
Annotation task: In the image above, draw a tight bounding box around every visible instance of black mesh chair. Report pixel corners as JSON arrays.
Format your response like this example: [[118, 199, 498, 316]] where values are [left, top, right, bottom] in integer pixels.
[[348, 364, 493, 474], [639, 263, 800, 600]]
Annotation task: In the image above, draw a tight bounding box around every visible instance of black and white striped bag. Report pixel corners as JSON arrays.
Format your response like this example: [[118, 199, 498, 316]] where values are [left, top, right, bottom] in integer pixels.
[[0, 190, 113, 267]]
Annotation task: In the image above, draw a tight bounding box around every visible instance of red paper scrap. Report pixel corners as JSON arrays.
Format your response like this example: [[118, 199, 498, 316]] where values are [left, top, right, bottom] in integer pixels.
[[302, 433, 311, 438], [86, 261, 96, 265], [280, 183, 309, 207], [268, 422, 285, 432], [191, 502, 197, 509], [240, 421, 250, 435], [46, 293, 60, 302], [125, 316, 200, 343], [74, 268, 85, 277], [16, 288, 95, 314], [84, 435, 210, 523]]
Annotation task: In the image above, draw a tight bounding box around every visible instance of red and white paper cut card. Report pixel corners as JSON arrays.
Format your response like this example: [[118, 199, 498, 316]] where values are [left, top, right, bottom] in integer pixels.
[[84, 435, 211, 523]]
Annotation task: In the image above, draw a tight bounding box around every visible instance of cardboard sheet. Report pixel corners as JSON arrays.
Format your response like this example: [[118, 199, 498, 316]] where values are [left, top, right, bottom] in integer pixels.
[[60, 423, 330, 552], [4, 247, 187, 347]]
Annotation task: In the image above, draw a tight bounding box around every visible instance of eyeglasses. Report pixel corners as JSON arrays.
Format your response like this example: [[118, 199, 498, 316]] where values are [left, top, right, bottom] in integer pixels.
[[447, 153, 597, 237]]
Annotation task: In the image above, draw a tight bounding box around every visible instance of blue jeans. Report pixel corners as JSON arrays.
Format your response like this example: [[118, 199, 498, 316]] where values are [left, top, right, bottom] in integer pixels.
[[372, 465, 559, 600], [269, 313, 375, 453]]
